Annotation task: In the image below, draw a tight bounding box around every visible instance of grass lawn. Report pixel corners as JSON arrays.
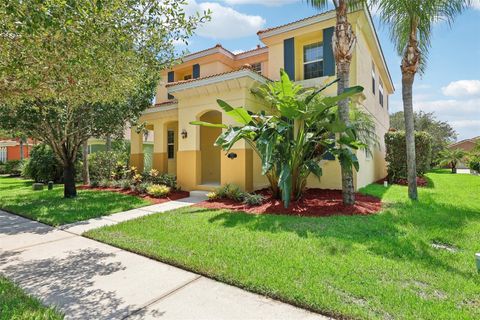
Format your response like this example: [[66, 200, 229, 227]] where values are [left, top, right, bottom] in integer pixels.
[[0, 275, 63, 320], [85, 170, 480, 319], [0, 177, 150, 226]]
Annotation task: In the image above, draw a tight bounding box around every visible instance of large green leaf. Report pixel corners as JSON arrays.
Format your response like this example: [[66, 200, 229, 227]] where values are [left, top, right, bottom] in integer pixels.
[[323, 86, 364, 106], [226, 108, 253, 125], [189, 121, 228, 129], [278, 162, 292, 208], [217, 99, 234, 112]]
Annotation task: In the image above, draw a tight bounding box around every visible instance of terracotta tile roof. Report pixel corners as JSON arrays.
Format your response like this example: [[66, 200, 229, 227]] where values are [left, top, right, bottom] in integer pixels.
[[257, 9, 335, 35], [152, 99, 177, 108], [165, 65, 271, 88]]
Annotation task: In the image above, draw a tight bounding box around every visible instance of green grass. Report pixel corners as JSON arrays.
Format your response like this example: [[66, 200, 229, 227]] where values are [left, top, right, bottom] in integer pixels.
[[85, 170, 480, 319], [0, 177, 150, 226], [0, 275, 63, 320]]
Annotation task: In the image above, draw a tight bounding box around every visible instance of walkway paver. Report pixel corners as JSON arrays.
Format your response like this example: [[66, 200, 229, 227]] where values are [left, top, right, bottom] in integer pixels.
[[60, 195, 207, 235], [0, 195, 329, 320]]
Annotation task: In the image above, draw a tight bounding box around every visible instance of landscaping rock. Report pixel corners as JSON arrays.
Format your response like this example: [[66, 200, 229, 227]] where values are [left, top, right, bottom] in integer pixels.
[[32, 183, 44, 191]]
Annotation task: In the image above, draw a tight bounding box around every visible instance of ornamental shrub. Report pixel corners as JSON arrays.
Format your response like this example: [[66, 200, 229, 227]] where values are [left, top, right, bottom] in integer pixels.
[[88, 151, 127, 181], [146, 184, 170, 197], [385, 130, 432, 181], [469, 156, 480, 173], [141, 170, 177, 189], [214, 184, 246, 202], [243, 193, 264, 206], [22, 144, 62, 182], [5, 160, 24, 176]]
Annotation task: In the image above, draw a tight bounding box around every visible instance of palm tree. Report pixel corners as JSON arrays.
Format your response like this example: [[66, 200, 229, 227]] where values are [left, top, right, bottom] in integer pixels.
[[439, 149, 465, 173], [372, 0, 470, 199], [305, 0, 365, 205]]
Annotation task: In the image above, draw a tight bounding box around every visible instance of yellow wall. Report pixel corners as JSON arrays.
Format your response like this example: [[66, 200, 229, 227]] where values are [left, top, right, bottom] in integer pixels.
[[200, 111, 222, 184]]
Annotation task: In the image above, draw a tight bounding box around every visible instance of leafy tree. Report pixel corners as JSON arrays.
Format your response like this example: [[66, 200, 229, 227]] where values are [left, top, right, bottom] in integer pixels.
[[439, 148, 466, 173], [305, 0, 366, 205], [390, 111, 457, 163], [191, 70, 370, 208], [0, 0, 208, 197], [372, 0, 470, 199]]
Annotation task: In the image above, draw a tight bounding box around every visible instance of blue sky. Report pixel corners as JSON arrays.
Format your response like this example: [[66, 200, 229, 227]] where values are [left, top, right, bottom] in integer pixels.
[[182, 1, 480, 141]]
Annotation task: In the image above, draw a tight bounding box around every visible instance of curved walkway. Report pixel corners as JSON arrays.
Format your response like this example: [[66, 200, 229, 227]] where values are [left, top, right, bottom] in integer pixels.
[[0, 194, 328, 320]]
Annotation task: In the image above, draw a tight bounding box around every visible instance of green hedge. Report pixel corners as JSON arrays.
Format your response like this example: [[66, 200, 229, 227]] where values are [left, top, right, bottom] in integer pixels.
[[22, 144, 63, 182], [88, 151, 128, 181], [385, 130, 432, 181]]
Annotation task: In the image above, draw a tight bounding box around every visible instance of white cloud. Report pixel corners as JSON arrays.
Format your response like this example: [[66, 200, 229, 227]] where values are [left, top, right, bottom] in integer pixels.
[[185, 1, 266, 39], [220, 0, 299, 6], [472, 0, 480, 10], [442, 80, 480, 97]]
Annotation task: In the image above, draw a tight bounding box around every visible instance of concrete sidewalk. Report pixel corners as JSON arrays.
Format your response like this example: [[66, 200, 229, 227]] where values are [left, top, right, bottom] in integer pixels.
[[0, 207, 328, 320]]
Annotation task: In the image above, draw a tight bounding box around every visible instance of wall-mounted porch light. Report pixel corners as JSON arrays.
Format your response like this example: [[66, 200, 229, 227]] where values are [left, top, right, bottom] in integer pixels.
[[181, 129, 188, 139], [227, 152, 237, 160]]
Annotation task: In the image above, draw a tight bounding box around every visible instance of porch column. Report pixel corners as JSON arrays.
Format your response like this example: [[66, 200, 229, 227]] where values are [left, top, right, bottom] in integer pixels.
[[220, 145, 253, 192], [130, 127, 144, 172], [152, 120, 168, 173]]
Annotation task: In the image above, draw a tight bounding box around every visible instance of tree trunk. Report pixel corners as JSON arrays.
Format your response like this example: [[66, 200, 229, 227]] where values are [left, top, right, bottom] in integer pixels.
[[63, 160, 77, 198], [105, 135, 112, 152], [19, 138, 24, 160], [402, 73, 418, 200], [82, 140, 90, 185], [334, 0, 356, 206]]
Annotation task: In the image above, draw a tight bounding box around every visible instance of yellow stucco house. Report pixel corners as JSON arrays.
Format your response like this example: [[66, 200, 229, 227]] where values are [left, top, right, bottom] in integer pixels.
[[130, 7, 394, 192]]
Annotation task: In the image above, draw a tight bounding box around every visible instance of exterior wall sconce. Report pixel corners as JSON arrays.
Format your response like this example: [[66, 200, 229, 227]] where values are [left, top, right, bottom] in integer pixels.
[[181, 129, 188, 139], [227, 152, 237, 160]]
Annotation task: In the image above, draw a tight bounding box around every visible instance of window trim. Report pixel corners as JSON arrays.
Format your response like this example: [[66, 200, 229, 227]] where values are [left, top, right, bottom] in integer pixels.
[[371, 64, 376, 95], [379, 80, 384, 107], [250, 62, 262, 74], [0, 146, 7, 163], [303, 42, 324, 80], [167, 129, 175, 160]]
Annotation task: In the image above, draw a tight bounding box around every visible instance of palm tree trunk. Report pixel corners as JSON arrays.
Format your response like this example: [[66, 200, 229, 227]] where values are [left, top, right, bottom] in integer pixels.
[[401, 19, 420, 200], [335, 0, 356, 205], [82, 140, 90, 185], [402, 73, 417, 200]]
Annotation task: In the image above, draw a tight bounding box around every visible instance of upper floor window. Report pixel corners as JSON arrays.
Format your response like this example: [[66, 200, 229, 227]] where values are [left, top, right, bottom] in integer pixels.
[[251, 62, 262, 74], [379, 80, 384, 107], [303, 42, 323, 80], [372, 62, 376, 95], [183, 74, 192, 81]]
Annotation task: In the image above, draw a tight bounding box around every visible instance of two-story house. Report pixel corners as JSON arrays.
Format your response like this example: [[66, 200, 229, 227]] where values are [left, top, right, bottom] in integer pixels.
[[130, 6, 394, 192]]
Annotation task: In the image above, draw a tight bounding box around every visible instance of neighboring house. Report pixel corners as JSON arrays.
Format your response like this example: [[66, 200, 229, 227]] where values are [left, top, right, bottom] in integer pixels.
[[130, 7, 394, 192], [0, 138, 34, 163], [448, 136, 480, 169]]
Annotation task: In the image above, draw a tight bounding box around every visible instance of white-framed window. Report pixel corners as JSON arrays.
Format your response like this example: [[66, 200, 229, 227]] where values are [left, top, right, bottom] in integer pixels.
[[167, 130, 175, 159], [379, 80, 384, 107], [251, 62, 262, 74], [303, 42, 324, 80], [372, 62, 376, 95], [0, 147, 6, 163]]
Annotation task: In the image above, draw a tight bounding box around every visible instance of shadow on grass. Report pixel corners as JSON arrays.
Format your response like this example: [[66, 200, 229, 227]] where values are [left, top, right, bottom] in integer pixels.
[[206, 194, 479, 279]]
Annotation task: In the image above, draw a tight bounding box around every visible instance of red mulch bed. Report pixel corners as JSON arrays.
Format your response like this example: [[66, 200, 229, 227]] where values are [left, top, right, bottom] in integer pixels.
[[376, 176, 428, 187], [78, 185, 190, 204], [195, 188, 382, 217]]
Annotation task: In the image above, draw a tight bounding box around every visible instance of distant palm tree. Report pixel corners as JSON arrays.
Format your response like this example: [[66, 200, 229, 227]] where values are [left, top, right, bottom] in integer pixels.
[[372, 0, 470, 199], [305, 0, 365, 205], [439, 149, 466, 173]]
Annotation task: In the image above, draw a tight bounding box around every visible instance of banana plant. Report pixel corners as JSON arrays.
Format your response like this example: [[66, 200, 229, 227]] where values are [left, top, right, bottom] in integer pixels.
[[191, 70, 367, 208]]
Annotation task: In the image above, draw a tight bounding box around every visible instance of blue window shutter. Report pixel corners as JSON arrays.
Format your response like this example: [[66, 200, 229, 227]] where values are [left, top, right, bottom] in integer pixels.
[[167, 71, 175, 83], [193, 64, 200, 79], [323, 27, 335, 76], [167, 71, 174, 100], [283, 37, 295, 80]]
